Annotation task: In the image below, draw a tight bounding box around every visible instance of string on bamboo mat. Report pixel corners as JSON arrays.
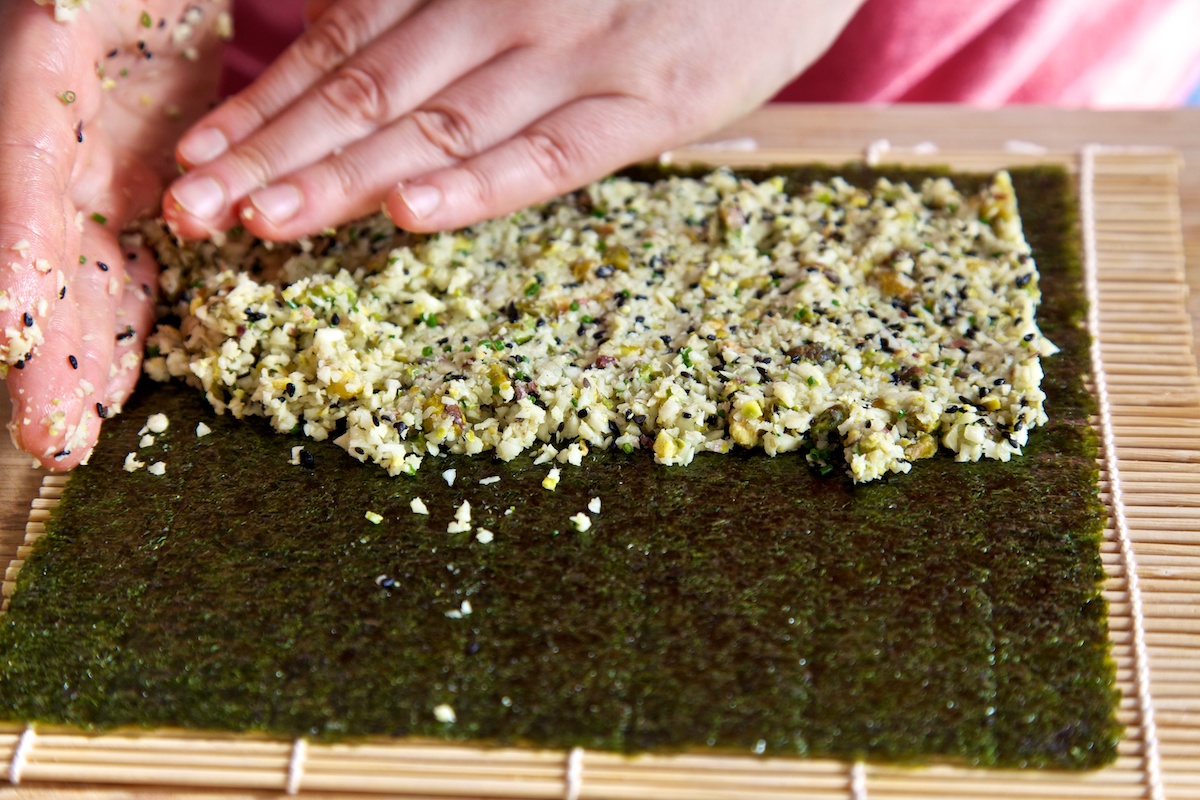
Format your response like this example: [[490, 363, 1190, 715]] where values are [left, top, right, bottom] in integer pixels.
[[564, 746, 584, 800], [1081, 143, 1164, 800], [286, 737, 307, 795], [7, 726, 33, 785], [850, 760, 867, 800]]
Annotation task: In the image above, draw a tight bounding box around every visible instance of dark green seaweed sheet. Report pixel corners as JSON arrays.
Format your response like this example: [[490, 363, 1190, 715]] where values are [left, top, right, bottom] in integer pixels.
[[0, 167, 1119, 768]]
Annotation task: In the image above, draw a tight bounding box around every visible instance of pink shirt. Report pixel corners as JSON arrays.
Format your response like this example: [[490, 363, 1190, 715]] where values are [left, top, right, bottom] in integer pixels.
[[223, 0, 1200, 107]]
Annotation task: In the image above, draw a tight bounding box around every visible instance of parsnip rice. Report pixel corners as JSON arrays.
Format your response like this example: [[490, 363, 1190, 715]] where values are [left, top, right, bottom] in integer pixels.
[[142, 169, 1056, 483]]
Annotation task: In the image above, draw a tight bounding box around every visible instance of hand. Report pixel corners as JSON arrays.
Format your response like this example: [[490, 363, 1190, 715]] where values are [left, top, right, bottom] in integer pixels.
[[0, 0, 227, 469], [164, 0, 863, 240]]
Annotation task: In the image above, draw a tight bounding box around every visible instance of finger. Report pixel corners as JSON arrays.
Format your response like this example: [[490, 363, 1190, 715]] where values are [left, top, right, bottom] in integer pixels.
[[0, 2, 97, 365], [235, 50, 583, 239], [164, 0, 504, 238], [8, 233, 127, 470], [174, 0, 424, 170], [303, 0, 340, 27], [386, 96, 665, 232], [101, 243, 159, 408]]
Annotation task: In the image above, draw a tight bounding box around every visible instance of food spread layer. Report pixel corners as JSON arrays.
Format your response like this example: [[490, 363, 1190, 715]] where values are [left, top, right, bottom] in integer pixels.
[[143, 169, 1056, 482]]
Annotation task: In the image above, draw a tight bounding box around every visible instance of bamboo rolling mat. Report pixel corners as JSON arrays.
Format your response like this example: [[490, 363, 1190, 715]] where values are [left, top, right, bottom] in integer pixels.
[[1, 147, 1197, 800]]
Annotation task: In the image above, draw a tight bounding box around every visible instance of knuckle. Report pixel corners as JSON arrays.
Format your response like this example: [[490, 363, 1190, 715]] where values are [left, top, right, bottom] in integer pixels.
[[411, 107, 480, 162], [325, 154, 369, 202], [523, 131, 574, 186], [228, 141, 277, 189], [318, 66, 390, 127], [296, 6, 367, 73]]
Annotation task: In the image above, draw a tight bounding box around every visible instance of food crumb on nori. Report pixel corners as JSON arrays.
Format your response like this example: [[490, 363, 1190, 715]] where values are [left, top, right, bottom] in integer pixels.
[[0, 167, 1119, 768]]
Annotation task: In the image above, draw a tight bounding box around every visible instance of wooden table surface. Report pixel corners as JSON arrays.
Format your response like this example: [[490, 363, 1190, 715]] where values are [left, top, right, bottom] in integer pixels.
[[4, 102, 1199, 569]]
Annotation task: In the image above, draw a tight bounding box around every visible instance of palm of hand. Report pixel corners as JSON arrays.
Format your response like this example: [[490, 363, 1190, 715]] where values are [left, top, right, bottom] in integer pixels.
[[0, 0, 226, 469]]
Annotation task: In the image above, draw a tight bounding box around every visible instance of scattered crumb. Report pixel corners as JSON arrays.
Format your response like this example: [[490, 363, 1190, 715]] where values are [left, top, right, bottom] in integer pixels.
[[447, 500, 472, 534], [433, 704, 456, 724], [145, 412, 169, 433], [364, 510, 383, 524], [410, 497, 429, 515], [147, 461, 166, 476], [533, 444, 558, 466], [139, 434, 155, 449], [214, 10, 233, 40], [123, 452, 144, 472], [289, 446, 304, 466], [444, 600, 472, 619], [588, 497, 601, 514], [479, 475, 500, 485], [504, 506, 515, 516], [196, 422, 212, 437], [569, 512, 591, 532], [542, 467, 560, 491], [475, 528, 494, 544], [442, 468, 456, 486]]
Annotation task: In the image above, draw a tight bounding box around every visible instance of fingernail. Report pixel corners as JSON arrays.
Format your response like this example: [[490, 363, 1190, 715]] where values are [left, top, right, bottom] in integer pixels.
[[398, 183, 441, 220], [179, 128, 228, 165], [173, 175, 225, 220], [247, 183, 303, 224]]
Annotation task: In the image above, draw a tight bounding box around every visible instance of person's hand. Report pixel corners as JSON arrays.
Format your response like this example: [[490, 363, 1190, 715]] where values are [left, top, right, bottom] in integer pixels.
[[164, 0, 863, 241], [0, 0, 227, 469]]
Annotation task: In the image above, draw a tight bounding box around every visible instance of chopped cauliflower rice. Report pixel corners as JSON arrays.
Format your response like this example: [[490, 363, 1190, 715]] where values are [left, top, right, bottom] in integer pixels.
[[143, 168, 1056, 482]]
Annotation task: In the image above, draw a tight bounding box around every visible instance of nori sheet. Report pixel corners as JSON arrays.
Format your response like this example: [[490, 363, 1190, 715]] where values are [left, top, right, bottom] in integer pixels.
[[0, 167, 1120, 768]]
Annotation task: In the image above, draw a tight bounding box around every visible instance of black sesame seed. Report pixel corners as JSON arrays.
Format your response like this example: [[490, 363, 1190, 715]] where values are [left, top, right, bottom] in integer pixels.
[[75, 121, 83, 143], [1015, 273, 1032, 288], [106, 48, 119, 58], [98, 261, 109, 271], [577, 408, 589, 418], [595, 264, 614, 278], [12, 360, 23, 370], [633, 414, 647, 425], [1023, 333, 1035, 342], [993, 378, 1005, 385], [23, 312, 33, 327], [96, 403, 108, 418], [331, 313, 340, 325], [354, 446, 365, 455], [299, 449, 315, 468], [59, 286, 66, 299], [285, 382, 296, 397], [68, 354, 78, 369], [244, 308, 267, 323]]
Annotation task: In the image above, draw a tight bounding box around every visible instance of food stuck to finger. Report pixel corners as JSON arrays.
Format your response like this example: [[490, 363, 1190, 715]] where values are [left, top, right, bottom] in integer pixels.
[[144, 168, 1056, 483]]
